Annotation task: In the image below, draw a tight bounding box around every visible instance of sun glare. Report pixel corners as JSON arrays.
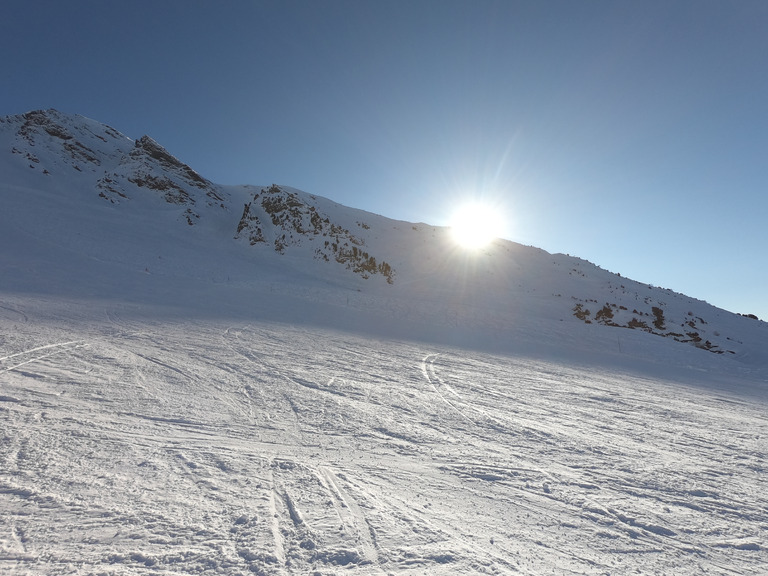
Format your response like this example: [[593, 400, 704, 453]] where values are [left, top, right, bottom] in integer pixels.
[[449, 202, 505, 250]]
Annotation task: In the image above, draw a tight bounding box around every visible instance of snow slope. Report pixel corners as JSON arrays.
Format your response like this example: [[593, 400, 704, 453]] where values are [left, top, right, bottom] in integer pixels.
[[1, 110, 766, 575]]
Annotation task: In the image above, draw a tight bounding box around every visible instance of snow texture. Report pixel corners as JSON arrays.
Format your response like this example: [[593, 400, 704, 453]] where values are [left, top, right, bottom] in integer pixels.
[[1, 110, 767, 575]]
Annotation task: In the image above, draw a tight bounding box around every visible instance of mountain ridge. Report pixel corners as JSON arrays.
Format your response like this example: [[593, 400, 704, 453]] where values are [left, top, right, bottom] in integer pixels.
[[1, 109, 765, 367]]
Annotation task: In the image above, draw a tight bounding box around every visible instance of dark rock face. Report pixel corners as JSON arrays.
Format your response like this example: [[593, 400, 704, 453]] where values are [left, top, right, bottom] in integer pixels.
[[236, 185, 395, 283], [95, 135, 225, 219], [572, 299, 735, 355], [132, 135, 213, 191]]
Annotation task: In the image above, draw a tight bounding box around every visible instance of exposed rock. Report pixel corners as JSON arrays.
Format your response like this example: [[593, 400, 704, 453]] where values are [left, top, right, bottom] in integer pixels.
[[235, 185, 395, 283]]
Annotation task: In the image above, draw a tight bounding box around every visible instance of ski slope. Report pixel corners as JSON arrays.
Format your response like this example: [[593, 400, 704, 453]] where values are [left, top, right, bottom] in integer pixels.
[[1, 110, 767, 574], [1, 294, 766, 575]]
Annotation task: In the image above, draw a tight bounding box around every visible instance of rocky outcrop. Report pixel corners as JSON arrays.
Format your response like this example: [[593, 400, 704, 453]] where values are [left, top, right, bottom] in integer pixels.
[[3, 110, 399, 280], [98, 135, 226, 219], [4, 109, 226, 223], [572, 298, 735, 354], [236, 185, 395, 283]]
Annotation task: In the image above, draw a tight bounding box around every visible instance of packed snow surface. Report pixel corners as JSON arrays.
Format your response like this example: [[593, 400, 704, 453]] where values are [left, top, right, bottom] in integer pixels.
[[1, 110, 767, 575], [2, 298, 766, 576]]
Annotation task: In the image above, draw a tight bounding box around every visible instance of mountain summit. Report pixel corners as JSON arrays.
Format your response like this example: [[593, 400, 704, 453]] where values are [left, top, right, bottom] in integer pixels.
[[1, 109, 765, 365]]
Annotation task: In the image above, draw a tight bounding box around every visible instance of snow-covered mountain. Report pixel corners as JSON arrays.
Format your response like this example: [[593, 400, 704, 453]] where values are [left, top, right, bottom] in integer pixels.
[[1, 110, 766, 575], [2, 109, 765, 362]]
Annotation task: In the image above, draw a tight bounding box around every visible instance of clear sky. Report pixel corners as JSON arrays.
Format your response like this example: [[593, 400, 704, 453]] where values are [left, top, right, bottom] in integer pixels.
[[3, 0, 767, 319]]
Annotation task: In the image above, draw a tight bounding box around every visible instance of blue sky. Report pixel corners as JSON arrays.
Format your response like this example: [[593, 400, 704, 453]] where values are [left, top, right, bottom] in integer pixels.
[[3, 0, 767, 319]]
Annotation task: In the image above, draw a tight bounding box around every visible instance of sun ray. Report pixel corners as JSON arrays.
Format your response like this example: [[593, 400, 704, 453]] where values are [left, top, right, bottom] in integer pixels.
[[449, 202, 505, 250]]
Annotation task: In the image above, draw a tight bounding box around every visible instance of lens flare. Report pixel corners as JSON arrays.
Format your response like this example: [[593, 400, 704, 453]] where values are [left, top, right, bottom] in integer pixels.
[[449, 202, 505, 249]]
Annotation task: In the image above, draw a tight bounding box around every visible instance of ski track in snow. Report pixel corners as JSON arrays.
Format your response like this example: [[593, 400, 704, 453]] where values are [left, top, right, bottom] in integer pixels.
[[1, 305, 767, 575], [0, 340, 88, 371]]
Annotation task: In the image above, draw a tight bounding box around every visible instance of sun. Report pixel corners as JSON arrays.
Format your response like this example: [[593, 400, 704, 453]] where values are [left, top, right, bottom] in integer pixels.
[[449, 202, 505, 249]]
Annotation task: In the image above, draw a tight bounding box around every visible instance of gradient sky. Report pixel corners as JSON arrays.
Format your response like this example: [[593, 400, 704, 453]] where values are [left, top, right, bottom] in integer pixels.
[[3, 0, 767, 319]]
